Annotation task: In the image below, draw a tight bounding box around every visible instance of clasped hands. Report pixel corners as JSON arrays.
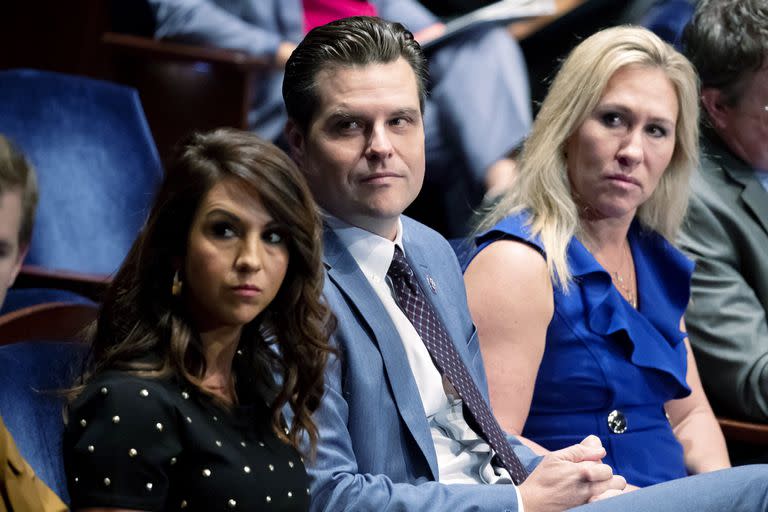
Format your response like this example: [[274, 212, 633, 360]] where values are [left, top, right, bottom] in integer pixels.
[[519, 435, 634, 512]]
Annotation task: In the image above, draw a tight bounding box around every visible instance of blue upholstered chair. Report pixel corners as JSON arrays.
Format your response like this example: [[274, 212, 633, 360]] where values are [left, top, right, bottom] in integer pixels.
[[0, 298, 97, 504], [0, 341, 89, 504], [0, 68, 163, 308]]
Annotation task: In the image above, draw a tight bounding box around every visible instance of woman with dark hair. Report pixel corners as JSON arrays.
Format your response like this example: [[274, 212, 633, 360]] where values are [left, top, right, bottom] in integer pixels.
[[64, 128, 335, 511]]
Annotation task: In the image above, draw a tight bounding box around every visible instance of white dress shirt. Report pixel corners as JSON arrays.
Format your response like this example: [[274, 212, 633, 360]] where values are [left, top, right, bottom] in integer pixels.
[[325, 215, 524, 508], [756, 171, 768, 192]]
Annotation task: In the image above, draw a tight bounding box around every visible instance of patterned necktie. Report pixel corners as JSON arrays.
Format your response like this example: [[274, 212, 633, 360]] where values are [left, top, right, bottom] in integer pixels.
[[387, 246, 529, 485]]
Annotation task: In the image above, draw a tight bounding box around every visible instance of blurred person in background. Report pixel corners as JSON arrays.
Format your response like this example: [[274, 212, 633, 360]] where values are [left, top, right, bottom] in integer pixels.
[[0, 134, 67, 511], [144, 0, 533, 236], [678, 0, 768, 424]]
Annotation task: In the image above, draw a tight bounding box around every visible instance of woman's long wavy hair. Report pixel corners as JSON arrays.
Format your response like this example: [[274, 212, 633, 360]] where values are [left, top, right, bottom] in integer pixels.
[[475, 26, 700, 290], [70, 128, 335, 455]]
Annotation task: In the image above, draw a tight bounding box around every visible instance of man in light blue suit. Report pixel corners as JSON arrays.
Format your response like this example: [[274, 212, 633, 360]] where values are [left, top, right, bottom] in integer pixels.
[[283, 15, 768, 512]]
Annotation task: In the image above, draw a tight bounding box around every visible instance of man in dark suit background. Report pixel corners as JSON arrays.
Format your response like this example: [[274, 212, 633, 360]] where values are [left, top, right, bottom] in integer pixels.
[[679, 0, 768, 422]]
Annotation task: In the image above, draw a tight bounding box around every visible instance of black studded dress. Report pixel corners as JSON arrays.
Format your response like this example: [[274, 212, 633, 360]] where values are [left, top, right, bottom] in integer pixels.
[[64, 372, 309, 511]]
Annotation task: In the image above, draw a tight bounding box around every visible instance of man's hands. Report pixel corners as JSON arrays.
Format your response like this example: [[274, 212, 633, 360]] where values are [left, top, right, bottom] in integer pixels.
[[518, 436, 627, 512]]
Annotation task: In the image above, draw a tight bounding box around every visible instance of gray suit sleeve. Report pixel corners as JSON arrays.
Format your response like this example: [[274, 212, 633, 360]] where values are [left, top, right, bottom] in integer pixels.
[[147, 0, 283, 58], [679, 190, 768, 420]]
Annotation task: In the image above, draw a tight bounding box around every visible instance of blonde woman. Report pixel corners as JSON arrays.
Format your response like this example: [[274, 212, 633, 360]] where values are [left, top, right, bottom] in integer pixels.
[[464, 26, 730, 487]]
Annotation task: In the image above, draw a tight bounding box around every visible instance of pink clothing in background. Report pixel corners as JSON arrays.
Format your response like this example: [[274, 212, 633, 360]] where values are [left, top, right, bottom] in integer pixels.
[[302, 0, 378, 33]]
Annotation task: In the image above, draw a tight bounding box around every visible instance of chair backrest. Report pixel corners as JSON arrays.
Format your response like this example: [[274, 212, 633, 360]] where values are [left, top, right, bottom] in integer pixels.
[[0, 341, 89, 504], [0, 299, 98, 345], [0, 68, 163, 277]]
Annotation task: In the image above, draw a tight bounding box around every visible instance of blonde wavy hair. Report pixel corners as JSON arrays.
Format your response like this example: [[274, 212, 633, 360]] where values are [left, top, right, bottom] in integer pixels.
[[475, 26, 699, 289]]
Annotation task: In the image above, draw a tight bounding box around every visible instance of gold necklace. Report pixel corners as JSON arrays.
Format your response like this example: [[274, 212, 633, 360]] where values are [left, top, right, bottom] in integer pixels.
[[610, 242, 637, 308], [583, 237, 638, 308]]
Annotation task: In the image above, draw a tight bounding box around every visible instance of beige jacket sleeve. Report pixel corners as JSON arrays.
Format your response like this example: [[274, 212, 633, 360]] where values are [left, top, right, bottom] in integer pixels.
[[0, 415, 68, 512]]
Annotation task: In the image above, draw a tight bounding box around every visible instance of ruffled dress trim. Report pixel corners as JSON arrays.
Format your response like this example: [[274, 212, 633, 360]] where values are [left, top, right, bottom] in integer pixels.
[[470, 212, 693, 398]]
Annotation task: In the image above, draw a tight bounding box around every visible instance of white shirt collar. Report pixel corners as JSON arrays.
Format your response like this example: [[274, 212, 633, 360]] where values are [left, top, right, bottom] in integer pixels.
[[755, 171, 768, 193], [323, 213, 405, 285]]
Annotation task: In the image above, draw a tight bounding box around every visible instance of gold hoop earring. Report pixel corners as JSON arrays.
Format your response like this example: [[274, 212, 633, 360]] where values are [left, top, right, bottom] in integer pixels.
[[171, 270, 183, 296]]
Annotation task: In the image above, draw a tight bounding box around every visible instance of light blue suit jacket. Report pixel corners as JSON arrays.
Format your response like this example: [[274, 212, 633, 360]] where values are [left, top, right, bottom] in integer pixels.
[[310, 218, 768, 512], [308, 216, 541, 511]]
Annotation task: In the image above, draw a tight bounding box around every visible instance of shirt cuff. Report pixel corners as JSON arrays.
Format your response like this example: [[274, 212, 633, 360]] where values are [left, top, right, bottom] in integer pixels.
[[515, 484, 525, 512]]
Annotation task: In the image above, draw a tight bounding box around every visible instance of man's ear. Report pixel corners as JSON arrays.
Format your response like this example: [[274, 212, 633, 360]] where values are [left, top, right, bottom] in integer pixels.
[[701, 87, 731, 131], [8, 244, 28, 287], [284, 119, 306, 168]]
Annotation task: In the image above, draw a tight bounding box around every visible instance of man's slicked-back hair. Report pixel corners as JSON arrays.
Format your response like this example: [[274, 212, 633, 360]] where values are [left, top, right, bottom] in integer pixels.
[[683, 0, 768, 105], [282, 16, 428, 132]]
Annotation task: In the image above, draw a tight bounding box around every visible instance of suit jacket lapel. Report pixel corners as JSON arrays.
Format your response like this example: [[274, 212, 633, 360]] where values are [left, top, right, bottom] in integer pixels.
[[741, 181, 768, 236], [323, 227, 440, 479], [713, 140, 768, 236]]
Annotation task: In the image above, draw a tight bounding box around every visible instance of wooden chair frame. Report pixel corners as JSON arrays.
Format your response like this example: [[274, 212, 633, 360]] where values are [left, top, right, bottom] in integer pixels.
[[0, 302, 98, 345]]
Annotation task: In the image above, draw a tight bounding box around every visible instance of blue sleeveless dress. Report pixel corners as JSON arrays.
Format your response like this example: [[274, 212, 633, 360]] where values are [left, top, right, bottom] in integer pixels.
[[468, 212, 694, 486]]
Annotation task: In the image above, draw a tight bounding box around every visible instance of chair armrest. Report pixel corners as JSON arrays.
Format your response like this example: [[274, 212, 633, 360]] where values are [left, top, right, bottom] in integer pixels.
[[718, 416, 768, 445], [0, 302, 98, 345], [102, 32, 270, 70], [15, 265, 110, 302], [101, 32, 269, 163]]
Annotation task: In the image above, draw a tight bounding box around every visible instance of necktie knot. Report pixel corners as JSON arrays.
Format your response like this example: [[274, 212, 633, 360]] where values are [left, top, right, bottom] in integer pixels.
[[388, 246, 413, 281]]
